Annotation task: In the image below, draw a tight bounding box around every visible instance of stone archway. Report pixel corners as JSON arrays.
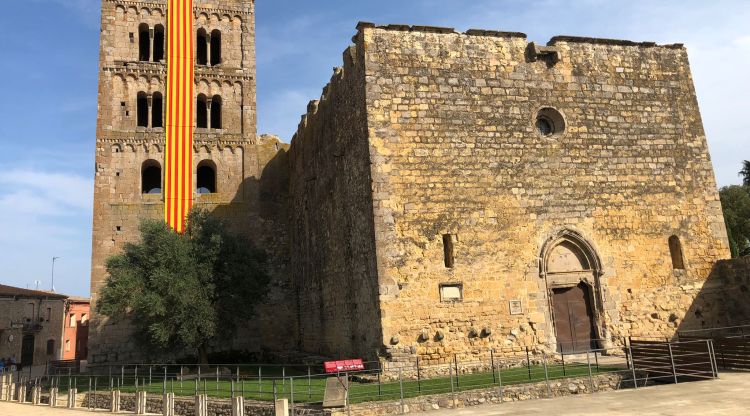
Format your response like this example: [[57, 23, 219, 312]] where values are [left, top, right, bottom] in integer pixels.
[[540, 230, 604, 353]]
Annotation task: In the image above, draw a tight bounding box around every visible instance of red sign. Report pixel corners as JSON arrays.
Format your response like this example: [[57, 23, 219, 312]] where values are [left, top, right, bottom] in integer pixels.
[[324, 359, 365, 374]]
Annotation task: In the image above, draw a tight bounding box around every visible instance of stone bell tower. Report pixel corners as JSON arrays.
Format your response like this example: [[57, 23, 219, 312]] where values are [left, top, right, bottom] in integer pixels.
[[89, 0, 293, 363]]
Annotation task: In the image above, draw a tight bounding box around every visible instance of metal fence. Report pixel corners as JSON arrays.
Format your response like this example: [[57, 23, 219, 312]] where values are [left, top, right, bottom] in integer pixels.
[[2, 348, 629, 409], [628, 339, 717, 386]]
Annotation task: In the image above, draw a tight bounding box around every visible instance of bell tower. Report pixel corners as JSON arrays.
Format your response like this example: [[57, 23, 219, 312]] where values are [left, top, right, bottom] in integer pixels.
[[88, 0, 282, 363]]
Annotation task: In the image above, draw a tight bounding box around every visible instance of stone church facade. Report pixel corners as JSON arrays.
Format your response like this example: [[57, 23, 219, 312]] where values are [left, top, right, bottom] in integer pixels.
[[91, 1, 740, 365]]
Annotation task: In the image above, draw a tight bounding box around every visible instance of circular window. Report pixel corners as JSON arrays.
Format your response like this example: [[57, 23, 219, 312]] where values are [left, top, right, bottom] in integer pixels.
[[535, 107, 565, 137]]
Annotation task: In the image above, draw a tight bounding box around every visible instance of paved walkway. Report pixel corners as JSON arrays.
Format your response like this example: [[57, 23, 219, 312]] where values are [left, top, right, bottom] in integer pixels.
[[0, 401, 107, 415], [420, 372, 750, 415]]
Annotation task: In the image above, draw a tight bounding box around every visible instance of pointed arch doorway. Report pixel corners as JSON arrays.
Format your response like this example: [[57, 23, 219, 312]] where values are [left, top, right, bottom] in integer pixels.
[[541, 230, 604, 353]]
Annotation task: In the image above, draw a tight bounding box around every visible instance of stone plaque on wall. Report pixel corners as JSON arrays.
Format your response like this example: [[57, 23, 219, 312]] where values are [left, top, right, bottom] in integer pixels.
[[509, 300, 523, 315]]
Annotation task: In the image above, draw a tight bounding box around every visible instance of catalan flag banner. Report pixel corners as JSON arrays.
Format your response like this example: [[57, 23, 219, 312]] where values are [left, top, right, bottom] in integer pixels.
[[165, 0, 194, 233]]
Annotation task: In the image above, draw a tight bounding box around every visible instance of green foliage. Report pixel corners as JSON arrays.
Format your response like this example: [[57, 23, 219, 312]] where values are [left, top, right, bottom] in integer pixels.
[[741, 160, 750, 187], [720, 185, 750, 258], [96, 210, 270, 362]]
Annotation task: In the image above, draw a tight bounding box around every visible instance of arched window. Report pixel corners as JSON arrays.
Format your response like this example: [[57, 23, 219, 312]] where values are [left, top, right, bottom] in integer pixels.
[[210, 95, 222, 129], [210, 30, 222, 66], [196, 28, 208, 65], [153, 25, 165, 62], [152, 92, 163, 128], [197, 94, 208, 128], [669, 235, 685, 270], [197, 160, 216, 194], [138, 23, 150, 62], [141, 160, 162, 194], [136, 92, 148, 127]]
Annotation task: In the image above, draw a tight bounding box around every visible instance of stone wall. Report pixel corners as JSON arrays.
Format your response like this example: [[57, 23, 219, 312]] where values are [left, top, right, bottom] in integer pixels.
[[81, 391, 321, 416], [287, 36, 382, 359], [90, 0, 297, 363], [332, 373, 636, 416], [358, 24, 730, 363]]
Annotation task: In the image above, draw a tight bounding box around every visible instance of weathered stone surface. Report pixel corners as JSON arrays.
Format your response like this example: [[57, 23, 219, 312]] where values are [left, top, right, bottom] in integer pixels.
[[288, 23, 737, 363]]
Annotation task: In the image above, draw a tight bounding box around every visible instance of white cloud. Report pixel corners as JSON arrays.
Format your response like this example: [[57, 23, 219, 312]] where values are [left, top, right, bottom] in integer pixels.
[[0, 169, 92, 296]]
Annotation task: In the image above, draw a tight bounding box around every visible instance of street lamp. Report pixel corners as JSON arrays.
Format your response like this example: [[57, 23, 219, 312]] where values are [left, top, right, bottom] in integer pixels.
[[51, 257, 60, 292]]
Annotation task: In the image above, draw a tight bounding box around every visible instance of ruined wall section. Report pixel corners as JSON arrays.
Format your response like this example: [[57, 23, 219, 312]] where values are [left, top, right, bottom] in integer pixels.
[[91, 0, 296, 363], [288, 38, 383, 359], [359, 24, 730, 363]]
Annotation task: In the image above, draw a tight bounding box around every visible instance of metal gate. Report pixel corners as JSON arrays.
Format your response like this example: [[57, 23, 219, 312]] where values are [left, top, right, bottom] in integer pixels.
[[629, 339, 717, 384]]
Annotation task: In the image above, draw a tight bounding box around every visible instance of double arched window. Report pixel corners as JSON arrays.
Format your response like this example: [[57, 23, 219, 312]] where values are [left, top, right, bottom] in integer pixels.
[[141, 160, 162, 194], [136, 92, 164, 128], [138, 24, 165, 62], [196, 28, 222, 66], [196, 94, 222, 130]]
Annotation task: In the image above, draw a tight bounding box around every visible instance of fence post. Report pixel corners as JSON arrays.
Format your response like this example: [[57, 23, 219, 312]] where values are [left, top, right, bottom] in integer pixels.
[[542, 352, 551, 397], [490, 349, 496, 384], [629, 344, 638, 389], [258, 367, 262, 400], [416, 356, 421, 393], [594, 350, 600, 372], [496, 355, 503, 402], [707, 340, 718, 378], [149, 366, 152, 386], [449, 365, 456, 408], [273, 379, 277, 402], [667, 343, 678, 384], [454, 354, 460, 390], [377, 362, 382, 398], [561, 351, 566, 376], [307, 366, 312, 401], [216, 367, 219, 396], [399, 368, 405, 414], [526, 347, 532, 380], [290, 377, 294, 415], [586, 351, 594, 392]]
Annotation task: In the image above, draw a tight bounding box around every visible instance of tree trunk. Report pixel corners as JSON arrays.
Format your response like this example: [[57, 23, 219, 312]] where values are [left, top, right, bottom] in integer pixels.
[[198, 344, 209, 367]]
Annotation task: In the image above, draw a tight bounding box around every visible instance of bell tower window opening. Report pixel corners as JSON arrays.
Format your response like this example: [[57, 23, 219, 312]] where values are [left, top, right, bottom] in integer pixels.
[[136, 92, 148, 127], [197, 161, 216, 194], [152, 92, 163, 128], [197, 94, 208, 128], [197, 29, 208, 65], [138, 23, 150, 62], [153, 25, 165, 62], [210, 95, 222, 129], [210, 30, 222, 66], [141, 160, 162, 194]]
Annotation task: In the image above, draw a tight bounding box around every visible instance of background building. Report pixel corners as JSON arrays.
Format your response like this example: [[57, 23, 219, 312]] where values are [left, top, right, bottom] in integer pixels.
[[0, 284, 89, 367]]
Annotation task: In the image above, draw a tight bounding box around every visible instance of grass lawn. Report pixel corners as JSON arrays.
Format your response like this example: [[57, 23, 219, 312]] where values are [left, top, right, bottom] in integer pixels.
[[48, 363, 623, 405]]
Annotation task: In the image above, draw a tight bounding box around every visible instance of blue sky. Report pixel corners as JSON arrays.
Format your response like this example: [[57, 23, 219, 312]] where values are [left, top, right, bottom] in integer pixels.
[[0, 0, 748, 296]]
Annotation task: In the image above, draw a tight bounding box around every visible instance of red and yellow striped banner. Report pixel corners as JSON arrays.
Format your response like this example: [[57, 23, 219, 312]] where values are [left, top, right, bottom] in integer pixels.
[[165, 0, 194, 233]]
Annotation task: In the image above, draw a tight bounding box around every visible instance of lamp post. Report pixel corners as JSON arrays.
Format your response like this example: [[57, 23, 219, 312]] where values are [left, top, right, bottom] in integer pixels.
[[51, 257, 60, 292]]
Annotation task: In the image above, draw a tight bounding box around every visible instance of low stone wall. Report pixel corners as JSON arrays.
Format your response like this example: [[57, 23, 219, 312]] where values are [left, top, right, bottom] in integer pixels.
[[81, 391, 322, 416], [330, 372, 636, 416]]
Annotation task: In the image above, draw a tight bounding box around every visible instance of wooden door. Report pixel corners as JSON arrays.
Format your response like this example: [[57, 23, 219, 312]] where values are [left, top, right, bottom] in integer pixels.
[[21, 334, 35, 368], [552, 282, 596, 353]]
